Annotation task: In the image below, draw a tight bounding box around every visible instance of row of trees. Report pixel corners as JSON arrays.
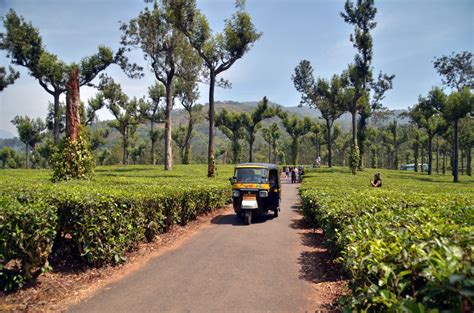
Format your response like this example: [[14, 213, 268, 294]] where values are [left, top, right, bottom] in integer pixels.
[[4, 106, 472, 176], [1, 0, 472, 183], [1, 0, 262, 178], [291, 0, 472, 182]]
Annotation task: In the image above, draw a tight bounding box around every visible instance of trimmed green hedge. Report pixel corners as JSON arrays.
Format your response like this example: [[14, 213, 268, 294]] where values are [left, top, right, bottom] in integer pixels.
[[0, 196, 57, 291], [300, 171, 474, 312], [0, 166, 231, 292]]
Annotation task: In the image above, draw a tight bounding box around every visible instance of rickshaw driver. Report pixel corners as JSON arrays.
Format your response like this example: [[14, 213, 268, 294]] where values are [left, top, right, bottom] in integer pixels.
[[269, 173, 277, 189]]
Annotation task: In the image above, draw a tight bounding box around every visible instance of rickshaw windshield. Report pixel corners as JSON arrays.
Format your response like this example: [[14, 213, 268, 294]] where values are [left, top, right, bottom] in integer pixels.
[[235, 168, 268, 183]]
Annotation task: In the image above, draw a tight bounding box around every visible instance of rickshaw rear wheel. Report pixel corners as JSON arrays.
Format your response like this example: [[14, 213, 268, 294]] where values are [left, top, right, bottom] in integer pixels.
[[273, 208, 279, 218], [244, 210, 252, 225]]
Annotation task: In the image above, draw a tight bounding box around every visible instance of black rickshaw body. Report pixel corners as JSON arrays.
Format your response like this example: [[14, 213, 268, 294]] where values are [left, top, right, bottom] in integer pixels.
[[230, 163, 281, 224]]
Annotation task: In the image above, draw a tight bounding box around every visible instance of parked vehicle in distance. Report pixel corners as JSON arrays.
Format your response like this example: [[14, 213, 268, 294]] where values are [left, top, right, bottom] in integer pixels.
[[400, 163, 428, 171], [229, 163, 281, 225]]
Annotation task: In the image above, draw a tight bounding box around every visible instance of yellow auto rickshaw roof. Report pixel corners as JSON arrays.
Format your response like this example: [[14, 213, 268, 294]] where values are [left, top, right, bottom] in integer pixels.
[[235, 163, 279, 170]]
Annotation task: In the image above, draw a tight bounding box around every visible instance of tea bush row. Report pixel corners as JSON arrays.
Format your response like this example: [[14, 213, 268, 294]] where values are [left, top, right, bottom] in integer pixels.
[[0, 168, 231, 292], [0, 196, 57, 292], [300, 169, 474, 312]]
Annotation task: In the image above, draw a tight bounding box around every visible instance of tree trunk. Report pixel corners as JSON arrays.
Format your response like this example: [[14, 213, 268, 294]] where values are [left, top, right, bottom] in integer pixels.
[[351, 110, 357, 146], [53, 92, 61, 144], [436, 135, 440, 174], [467, 145, 472, 176], [466, 145, 472, 176], [421, 146, 424, 173], [428, 133, 433, 175], [272, 141, 277, 164], [291, 137, 299, 165], [150, 120, 155, 165], [66, 68, 80, 142], [123, 127, 128, 165], [25, 143, 29, 169], [442, 151, 446, 175], [164, 84, 173, 171], [232, 136, 239, 164], [208, 73, 216, 177], [461, 148, 464, 175], [357, 113, 368, 170], [248, 133, 254, 163], [267, 142, 271, 163], [326, 120, 332, 167], [183, 119, 194, 165], [414, 144, 418, 172], [453, 119, 459, 182], [394, 148, 398, 170]]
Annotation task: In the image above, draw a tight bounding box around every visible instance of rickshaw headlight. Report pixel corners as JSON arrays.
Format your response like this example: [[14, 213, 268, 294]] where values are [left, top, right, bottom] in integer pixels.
[[232, 190, 240, 197], [259, 190, 268, 198]]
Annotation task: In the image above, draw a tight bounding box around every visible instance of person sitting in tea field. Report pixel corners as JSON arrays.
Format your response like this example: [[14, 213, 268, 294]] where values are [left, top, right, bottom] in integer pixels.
[[371, 172, 382, 187]]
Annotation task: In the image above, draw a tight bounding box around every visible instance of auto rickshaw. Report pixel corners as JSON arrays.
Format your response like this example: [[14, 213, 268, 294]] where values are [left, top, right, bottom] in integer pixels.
[[229, 163, 281, 225]]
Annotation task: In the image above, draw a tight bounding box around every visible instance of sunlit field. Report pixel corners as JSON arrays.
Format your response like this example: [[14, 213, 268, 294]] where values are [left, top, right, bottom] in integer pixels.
[[300, 167, 473, 311]]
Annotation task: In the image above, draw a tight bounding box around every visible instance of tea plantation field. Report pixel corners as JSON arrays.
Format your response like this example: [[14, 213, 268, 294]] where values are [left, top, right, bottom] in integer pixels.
[[300, 168, 474, 311], [0, 165, 235, 292], [1, 165, 473, 312]]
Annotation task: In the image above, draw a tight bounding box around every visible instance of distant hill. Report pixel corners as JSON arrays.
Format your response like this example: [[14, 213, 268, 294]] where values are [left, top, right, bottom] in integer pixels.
[[0, 129, 15, 139]]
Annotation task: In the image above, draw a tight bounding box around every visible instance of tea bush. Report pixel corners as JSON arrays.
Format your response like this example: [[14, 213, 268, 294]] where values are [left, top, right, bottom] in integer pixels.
[[300, 168, 474, 311], [0, 196, 57, 292], [0, 165, 233, 291]]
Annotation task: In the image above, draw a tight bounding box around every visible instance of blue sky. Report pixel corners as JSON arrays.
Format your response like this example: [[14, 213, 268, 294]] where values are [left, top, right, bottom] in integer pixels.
[[0, 0, 473, 136]]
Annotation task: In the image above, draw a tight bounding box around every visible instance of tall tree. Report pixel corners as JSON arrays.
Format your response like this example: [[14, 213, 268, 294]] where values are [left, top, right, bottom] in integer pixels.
[[99, 76, 143, 165], [11, 115, 45, 169], [268, 122, 281, 164], [292, 60, 345, 167], [262, 128, 272, 163], [1, 10, 116, 144], [383, 120, 407, 170], [279, 113, 312, 165], [408, 88, 447, 175], [0, 147, 17, 168], [340, 0, 394, 173], [121, 1, 201, 171], [170, 0, 262, 176], [459, 118, 473, 176], [433, 51, 473, 91], [442, 88, 473, 182], [306, 122, 323, 165], [261, 122, 281, 164], [139, 82, 165, 165], [172, 124, 188, 164], [174, 77, 202, 164], [215, 109, 245, 164], [357, 71, 394, 169], [241, 97, 276, 162], [0, 65, 19, 91]]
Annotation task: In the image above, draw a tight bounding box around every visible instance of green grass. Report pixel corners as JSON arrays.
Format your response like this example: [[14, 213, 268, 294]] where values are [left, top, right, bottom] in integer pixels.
[[300, 167, 473, 311]]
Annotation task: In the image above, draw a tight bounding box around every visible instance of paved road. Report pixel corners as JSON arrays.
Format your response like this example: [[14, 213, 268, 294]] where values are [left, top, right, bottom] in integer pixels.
[[70, 182, 314, 312]]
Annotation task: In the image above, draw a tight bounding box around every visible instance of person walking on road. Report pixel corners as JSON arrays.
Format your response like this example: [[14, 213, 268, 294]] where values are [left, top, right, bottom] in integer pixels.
[[285, 167, 290, 183]]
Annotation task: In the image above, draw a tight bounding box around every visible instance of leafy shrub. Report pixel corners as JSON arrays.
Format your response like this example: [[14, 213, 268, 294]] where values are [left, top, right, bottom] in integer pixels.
[[0, 196, 57, 292], [0, 165, 231, 289], [300, 168, 474, 311], [51, 129, 95, 182]]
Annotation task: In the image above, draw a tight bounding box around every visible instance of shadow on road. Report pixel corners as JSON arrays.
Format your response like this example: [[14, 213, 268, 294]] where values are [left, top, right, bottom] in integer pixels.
[[291, 217, 348, 310], [211, 213, 275, 226], [291, 218, 347, 285]]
